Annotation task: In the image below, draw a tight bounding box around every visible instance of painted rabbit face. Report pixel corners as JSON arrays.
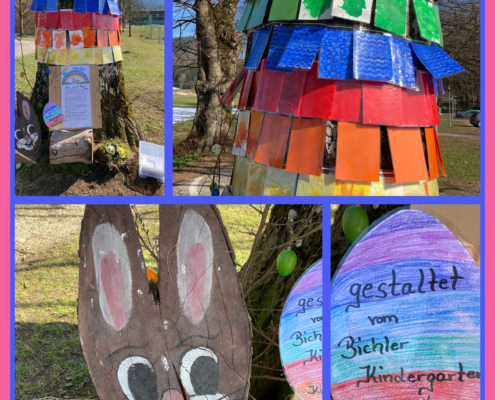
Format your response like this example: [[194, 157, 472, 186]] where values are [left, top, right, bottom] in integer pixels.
[[15, 92, 41, 157], [78, 205, 252, 400]]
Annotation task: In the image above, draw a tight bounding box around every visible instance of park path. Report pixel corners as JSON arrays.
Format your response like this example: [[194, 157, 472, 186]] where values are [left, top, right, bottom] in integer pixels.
[[15, 205, 85, 267], [15, 38, 36, 58]]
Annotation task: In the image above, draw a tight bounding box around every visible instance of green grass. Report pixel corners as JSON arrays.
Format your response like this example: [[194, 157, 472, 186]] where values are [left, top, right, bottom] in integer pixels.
[[15, 205, 261, 398], [438, 114, 480, 136], [173, 119, 194, 146], [173, 93, 240, 108], [438, 135, 480, 196]]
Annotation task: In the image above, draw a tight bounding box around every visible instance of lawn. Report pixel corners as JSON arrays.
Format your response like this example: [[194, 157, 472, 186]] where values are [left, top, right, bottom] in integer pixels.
[[15, 205, 262, 400], [15, 25, 164, 196], [438, 114, 480, 136], [173, 92, 240, 108]]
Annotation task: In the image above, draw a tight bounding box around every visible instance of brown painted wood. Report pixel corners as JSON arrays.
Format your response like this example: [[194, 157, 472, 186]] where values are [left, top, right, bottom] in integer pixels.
[[50, 129, 93, 165], [15, 92, 42, 163], [79, 205, 252, 400]]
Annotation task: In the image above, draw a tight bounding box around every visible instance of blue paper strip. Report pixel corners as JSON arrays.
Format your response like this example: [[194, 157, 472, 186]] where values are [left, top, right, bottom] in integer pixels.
[[266, 26, 295, 73], [73, 0, 85, 13], [30, 0, 45, 12], [278, 26, 326, 69], [353, 31, 394, 82], [85, 0, 98, 12], [390, 36, 417, 89], [99, 0, 109, 15], [411, 42, 466, 78], [45, 0, 58, 12], [246, 26, 272, 70], [107, 0, 120, 15], [319, 30, 353, 80]]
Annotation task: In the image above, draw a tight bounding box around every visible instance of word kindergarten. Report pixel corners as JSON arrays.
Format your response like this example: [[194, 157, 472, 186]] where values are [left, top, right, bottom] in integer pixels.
[[331, 210, 480, 400]]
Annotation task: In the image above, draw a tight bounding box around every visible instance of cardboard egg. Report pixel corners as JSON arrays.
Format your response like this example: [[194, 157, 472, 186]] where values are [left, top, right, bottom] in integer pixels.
[[280, 259, 323, 399], [331, 209, 480, 400]]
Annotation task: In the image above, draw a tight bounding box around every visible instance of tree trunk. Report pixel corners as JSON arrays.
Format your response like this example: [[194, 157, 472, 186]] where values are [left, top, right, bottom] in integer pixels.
[[191, 0, 242, 153], [30, 62, 142, 147], [242, 205, 323, 400]]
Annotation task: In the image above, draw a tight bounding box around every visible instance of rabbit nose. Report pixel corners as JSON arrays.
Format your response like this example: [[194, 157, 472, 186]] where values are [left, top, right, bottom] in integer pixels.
[[162, 390, 185, 400], [24, 134, 30, 140]]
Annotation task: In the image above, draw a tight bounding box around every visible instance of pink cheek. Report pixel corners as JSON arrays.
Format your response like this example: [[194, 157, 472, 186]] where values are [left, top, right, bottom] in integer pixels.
[[162, 390, 184, 400]]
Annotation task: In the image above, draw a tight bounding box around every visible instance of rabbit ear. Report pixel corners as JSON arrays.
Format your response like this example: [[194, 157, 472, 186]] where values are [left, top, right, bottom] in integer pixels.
[[16, 92, 33, 121]]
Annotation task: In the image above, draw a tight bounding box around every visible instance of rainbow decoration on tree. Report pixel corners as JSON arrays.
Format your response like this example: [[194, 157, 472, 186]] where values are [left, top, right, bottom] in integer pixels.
[[223, 0, 464, 196], [331, 209, 480, 399], [279, 259, 323, 399]]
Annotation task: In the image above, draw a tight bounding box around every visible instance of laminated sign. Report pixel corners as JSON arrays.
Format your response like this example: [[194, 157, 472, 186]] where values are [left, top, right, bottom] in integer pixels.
[[280, 259, 323, 399], [331, 209, 480, 399]]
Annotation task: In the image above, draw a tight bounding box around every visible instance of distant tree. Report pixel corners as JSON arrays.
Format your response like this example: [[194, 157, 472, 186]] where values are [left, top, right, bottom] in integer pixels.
[[15, 0, 33, 36]]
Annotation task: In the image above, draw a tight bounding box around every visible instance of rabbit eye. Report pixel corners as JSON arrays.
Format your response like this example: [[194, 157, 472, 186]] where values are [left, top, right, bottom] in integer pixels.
[[27, 124, 37, 136], [180, 347, 219, 397], [15, 130, 24, 140], [117, 356, 158, 400]]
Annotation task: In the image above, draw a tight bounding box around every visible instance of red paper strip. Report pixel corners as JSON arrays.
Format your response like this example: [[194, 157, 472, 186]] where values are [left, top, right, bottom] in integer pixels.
[[363, 82, 404, 126], [46, 12, 59, 29], [238, 70, 254, 110], [97, 30, 109, 47], [113, 16, 120, 30], [278, 69, 308, 115], [425, 127, 440, 180], [72, 11, 84, 29], [249, 60, 264, 109], [255, 114, 292, 169], [245, 110, 265, 160], [253, 66, 285, 113], [336, 122, 381, 182], [220, 68, 246, 105], [286, 118, 326, 176], [388, 127, 429, 183], [59, 10, 74, 30], [402, 71, 429, 127], [421, 71, 441, 126], [36, 12, 47, 29], [83, 12, 93, 29], [298, 62, 335, 120], [105, 15, 114, 29], [93, 14, 106, 29], [330, 80, 362, 123]]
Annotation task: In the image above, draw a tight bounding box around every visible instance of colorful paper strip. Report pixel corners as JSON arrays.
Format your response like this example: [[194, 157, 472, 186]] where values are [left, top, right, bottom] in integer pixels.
[[255, 114, 292, 169], [245, 110, 265, 160]]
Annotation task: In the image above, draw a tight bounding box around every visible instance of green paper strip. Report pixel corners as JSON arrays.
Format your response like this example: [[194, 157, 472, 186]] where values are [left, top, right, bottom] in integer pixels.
[[413, 0, 441, 44], [247, 0, 270, 30], [238, 0, 255, 32], [374, 0, 408, 37], [434, 3, 444, 47], [269, 0, 299, 21]]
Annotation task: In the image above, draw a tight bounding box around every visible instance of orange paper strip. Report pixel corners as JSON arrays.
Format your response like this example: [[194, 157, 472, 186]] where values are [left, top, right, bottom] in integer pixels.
[[336, 122, 381, 182], [108, 30, 119, 47], [40, 30, 52, 49], [97, 30, 109, 47], [433, 127, 447, 176], [425, 127, 440, 180], [285, 118, 326, 176], [388, 127, 429, 183], [245, 110, 265, 160], [255, 114, 292, 169], [83, 29, 96, 48]]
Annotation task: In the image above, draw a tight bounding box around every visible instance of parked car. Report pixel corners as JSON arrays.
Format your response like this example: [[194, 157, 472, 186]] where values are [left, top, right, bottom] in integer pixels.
[[457, 107, 480, 118], [470, 112, 481, 128]]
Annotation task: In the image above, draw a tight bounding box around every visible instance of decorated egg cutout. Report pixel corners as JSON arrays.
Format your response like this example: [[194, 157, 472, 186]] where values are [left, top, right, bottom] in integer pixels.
[[280, 259, 323, 399], [331, 209, 480, 400], [43, 102, 65, 130]]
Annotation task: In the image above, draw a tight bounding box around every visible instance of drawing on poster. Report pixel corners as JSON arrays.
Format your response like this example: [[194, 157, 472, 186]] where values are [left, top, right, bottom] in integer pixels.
[[331, 209, 480, 400], [61, 66, 93, 129], [280, 259, 323, 399]]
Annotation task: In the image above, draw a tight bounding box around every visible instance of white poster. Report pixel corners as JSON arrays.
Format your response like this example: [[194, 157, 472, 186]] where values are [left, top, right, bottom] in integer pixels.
[[61, 65, 92, 129], [331, 0, 373, 23]]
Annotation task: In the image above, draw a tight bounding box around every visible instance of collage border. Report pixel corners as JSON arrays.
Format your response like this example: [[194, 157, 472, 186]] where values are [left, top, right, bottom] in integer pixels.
[[6, 0, 489, 399]]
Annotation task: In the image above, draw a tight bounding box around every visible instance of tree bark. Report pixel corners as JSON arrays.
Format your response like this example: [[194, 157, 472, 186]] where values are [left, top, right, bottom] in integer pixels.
[[242, 205, 323, 400], [30, 62, 142, 147], [191, 0, 242, 153]]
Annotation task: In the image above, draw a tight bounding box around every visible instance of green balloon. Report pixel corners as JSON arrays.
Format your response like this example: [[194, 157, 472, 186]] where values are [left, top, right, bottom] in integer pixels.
[[342, 206, 369, 244], [277, 250, 297, 276], [209, 182, 218, 192], [20, 72, 25, 77]]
